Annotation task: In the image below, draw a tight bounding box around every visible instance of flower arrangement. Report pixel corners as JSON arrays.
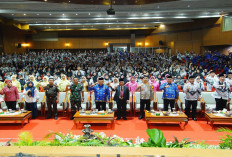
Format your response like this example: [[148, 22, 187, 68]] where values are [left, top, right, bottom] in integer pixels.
[[2, 127, 231, 149]]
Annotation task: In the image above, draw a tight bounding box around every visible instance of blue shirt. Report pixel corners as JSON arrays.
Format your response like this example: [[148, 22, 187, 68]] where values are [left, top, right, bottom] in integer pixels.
[[91, 84, 110, 102], [159, 82, 179, 99]]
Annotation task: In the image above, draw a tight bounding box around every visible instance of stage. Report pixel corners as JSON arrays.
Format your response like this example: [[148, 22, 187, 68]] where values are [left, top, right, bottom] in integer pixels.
[[0, 116, 231, 145]]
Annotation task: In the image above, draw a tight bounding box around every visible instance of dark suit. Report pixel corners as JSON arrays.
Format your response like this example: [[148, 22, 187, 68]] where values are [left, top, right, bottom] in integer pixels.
[[113, 85, 130, 118]]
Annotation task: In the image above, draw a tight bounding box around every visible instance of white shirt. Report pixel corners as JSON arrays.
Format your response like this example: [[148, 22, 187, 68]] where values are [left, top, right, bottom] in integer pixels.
[[23, 88, 39, 103]]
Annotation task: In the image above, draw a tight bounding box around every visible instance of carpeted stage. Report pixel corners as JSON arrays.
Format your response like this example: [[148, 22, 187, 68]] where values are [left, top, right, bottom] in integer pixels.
[[0, 116, 231, 145]]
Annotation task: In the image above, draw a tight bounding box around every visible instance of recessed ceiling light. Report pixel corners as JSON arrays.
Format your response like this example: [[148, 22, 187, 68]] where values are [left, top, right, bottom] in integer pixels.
[[49, 14, 52, 15], [44, 0, 47, 2], [89, 13, 91, 15], [24, 13, 26, 16], [37, 14, 39, 15], [187, 5, 190, 8], [76, 13, 78, 15], [62, 14, 65, 16]]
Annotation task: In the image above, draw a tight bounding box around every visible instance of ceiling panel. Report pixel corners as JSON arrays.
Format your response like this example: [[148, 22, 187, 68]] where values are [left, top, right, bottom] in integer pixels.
[[0, 0, 231, 31]]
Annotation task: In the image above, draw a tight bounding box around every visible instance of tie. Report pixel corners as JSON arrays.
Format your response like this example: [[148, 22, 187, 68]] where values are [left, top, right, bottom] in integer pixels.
[[120, 86, 123, 99]]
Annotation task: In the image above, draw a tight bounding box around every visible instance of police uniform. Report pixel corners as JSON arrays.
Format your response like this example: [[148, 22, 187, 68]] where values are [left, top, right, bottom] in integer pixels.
[[183, 82, 201, 120], [44, 84, 59, 118], [137, 83, 154, 119]]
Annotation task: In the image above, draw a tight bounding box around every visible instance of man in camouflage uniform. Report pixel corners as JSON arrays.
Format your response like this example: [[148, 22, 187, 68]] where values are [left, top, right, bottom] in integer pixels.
[[69, 77, 84, 120]]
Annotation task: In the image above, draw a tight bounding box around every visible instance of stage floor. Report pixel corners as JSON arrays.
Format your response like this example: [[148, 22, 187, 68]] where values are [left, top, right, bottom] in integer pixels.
[[0, 116, 231, 145]]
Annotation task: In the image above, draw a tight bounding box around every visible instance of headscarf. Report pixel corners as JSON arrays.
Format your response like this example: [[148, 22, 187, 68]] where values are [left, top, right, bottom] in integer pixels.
[[4, 80, 12, 84], [25, 81, 36, 97], [130, 76, 136, 83], [150, 76, 156, 83]]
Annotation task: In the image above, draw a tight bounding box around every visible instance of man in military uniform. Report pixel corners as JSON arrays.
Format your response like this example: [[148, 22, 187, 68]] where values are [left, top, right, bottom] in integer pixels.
[[183, 75, 201, 121], [69, 77, 84, 120], [44, 78, 60, 120]]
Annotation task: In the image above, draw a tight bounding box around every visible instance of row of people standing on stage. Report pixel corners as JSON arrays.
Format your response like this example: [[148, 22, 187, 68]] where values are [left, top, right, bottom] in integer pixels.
[[0, 73, 231, 121]]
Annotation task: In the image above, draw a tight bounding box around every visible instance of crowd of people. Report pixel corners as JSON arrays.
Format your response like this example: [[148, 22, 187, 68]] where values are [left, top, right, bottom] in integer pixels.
[[0, 50, 231, 91], [0, 50, 232, 120]]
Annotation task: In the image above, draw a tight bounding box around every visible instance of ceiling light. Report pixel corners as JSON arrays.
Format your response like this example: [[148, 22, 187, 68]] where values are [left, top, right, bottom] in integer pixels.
[[89, 13, 91, 15], [62, 14, 65, 16], [23, 13, 26, 16], [58, 18, 71, 20], [160, 24, 165, 28], [76, 13, 78, 15], [157, 5, 160, 9], [175, 16, 187, 18], [37, 14, 39, 15], [187, 5, 190, 8], [49, 14, 52, 15], [11, 14, 14, 16]]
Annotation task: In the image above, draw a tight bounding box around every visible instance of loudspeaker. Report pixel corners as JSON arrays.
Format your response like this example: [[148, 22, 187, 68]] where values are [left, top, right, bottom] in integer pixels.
[[159, 40, 164, 45], [17, 43, 21, 48]]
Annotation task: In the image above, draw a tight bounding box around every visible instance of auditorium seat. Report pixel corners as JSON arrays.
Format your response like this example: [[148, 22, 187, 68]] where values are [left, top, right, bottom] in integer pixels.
[[203, 82, 207, 91], [201, 92, 215, 110], [36, 92, 45, 115], [18, 93, 24, 109], [155, 92, 164, 110], [58, 92, 67, 115], [82, 92, 90, 110]]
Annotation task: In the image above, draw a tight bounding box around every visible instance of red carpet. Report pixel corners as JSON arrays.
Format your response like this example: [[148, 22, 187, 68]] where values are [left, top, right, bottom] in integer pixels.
[[0, 116, 231, 145]]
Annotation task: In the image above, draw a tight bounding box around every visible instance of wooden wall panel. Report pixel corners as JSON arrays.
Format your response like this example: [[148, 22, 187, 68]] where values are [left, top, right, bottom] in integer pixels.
[[2, 26, 26, 54]]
